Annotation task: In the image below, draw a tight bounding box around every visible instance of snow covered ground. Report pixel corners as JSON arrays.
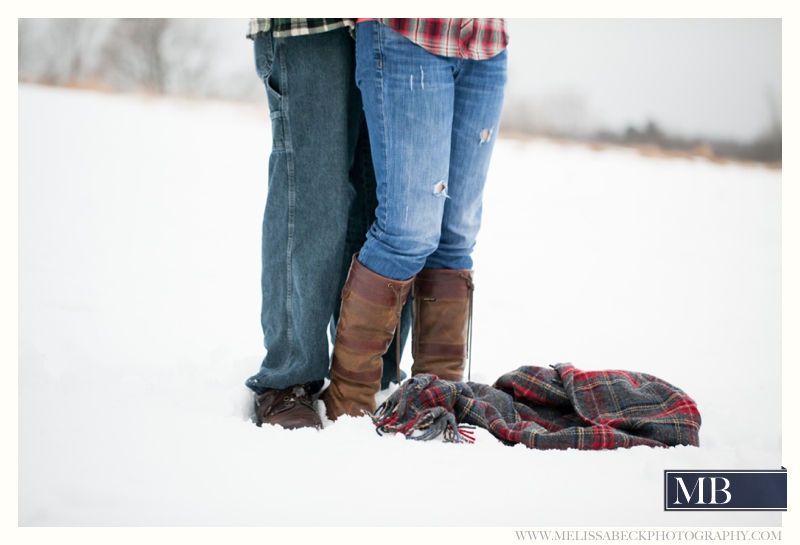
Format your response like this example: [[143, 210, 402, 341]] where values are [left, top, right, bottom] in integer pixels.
[[17, 84, 785, 529]]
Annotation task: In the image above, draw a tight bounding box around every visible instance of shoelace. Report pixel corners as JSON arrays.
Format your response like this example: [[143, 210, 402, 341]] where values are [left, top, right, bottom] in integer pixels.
[[458, 272, 475, 381], [286, 383, 313, 408]]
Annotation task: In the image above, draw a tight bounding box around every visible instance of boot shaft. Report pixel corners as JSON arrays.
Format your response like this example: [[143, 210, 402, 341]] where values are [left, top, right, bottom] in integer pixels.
[[323, 255, 414, 420], [411, 268, 474, 382]]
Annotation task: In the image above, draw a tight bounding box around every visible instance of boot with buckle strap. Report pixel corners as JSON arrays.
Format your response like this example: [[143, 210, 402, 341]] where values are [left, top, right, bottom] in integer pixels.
[[410, 268, 474, 382], [321, 254, 414, 421]]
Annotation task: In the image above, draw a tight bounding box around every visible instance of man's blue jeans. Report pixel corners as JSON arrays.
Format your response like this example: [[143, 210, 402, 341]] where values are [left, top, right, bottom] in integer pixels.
[[245, 28, 410, 395], [355, 22, 508, 281]]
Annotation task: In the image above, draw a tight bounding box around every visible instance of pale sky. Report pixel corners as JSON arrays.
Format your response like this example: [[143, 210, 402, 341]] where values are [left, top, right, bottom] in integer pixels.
[[504, 18, 782, 141]]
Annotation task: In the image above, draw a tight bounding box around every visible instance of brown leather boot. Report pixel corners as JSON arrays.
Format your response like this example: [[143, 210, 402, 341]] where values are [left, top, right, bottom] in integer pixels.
[[254, 383, 322, 430], [321, 255, 414, 421], [410, 268, 474, 382]]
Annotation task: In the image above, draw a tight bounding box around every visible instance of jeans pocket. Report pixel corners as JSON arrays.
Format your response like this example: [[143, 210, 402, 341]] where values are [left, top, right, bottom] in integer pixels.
[[254, 34, 273, 80], [255, 33, 283, 101]]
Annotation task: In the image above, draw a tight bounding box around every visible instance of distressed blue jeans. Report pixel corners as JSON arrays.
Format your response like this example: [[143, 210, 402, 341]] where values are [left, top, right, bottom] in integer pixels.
[[355, 22, 508, 281], [245, 28, 410, 395]]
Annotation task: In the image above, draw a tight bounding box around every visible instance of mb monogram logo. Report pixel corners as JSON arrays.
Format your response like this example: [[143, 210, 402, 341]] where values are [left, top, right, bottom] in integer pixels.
[[673, 476, 731, 505], [664, 469, 787, 511]]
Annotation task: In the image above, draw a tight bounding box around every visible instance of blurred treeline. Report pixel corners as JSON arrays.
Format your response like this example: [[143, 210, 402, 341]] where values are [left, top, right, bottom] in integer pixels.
[[19, 18, 781, 164], [500, 92, 782, 164], [18, 18, 262, 100]]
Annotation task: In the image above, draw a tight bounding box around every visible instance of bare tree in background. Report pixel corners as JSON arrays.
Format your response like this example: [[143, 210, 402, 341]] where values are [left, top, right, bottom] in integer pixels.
[[100, 18, 171, 93], [20, 18, 266, 101], [60, 19, 110, 85], [56, 19, 86, 83], [159, 18, 263, 101], [98, 18, 242, 97], [18, 19, 33, 78], [162, 19, 225, 97], [19, 19, 110, 86]]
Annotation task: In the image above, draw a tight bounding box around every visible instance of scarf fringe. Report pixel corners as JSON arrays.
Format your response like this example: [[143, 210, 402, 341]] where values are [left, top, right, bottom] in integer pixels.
[[371, 376, 472, 444]]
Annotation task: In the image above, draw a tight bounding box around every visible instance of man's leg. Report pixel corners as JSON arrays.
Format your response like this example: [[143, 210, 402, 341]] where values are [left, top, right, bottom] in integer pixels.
[[246, 28, 361, 396]]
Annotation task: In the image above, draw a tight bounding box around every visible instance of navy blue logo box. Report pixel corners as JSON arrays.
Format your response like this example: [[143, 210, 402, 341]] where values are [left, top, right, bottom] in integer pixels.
[[664, 468, 787, 511]]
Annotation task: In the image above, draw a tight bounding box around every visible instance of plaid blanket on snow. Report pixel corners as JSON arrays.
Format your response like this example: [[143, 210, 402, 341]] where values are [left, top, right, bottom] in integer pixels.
[[371, 364, 701, 450]]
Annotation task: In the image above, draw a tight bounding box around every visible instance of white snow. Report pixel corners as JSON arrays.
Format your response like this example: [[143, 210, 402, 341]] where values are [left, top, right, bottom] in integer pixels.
[[17, 84, 785, 529]]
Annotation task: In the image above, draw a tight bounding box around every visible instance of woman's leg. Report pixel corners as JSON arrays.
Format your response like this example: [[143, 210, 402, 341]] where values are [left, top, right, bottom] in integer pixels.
[[412, 50, 508, 382], [426, 50, 508, 270], [334, 118, 412, 390], [322, 22, 460, 419], [355, 21, 457, 281]]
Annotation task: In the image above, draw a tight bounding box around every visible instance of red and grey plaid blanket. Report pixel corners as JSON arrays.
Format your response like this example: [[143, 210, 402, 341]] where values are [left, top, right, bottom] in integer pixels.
[[371, 364, 701, 449]]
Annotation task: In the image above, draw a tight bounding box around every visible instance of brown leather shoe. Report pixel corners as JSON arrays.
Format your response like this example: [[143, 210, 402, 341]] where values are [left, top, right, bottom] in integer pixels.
[[254, 383, 322, 430], [410, 268, 474, 382], [321, 255, 414, 421]]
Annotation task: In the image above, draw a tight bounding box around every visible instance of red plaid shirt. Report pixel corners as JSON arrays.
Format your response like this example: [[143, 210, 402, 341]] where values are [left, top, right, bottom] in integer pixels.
[[375, 18, 508, 60]]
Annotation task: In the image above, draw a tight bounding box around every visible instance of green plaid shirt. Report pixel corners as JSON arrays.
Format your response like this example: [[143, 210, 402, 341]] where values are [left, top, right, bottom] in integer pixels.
[[247, 18, 355, 39]]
